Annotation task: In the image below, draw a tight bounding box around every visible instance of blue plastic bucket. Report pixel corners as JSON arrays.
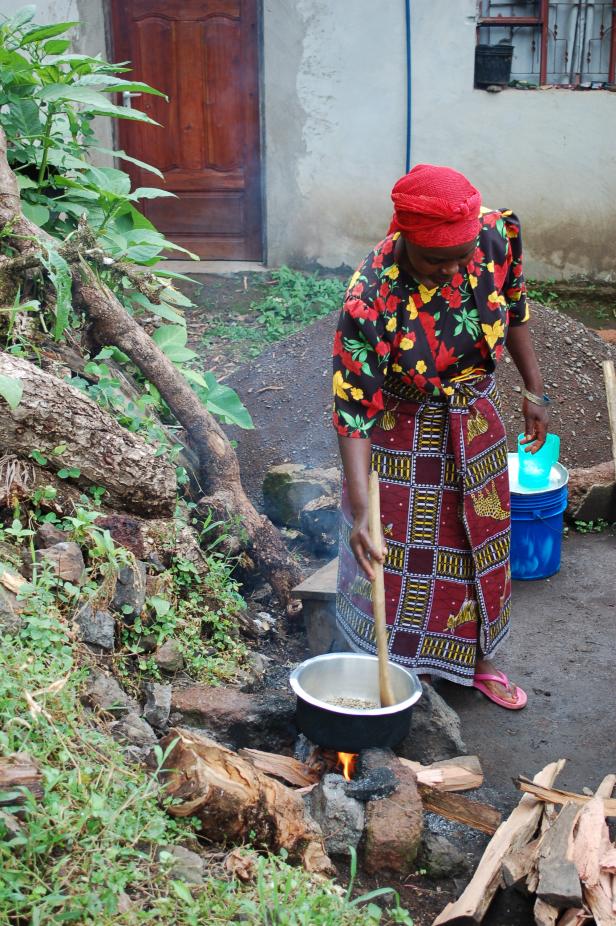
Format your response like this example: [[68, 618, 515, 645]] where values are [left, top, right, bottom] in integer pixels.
[[508, 453, 569, 581]]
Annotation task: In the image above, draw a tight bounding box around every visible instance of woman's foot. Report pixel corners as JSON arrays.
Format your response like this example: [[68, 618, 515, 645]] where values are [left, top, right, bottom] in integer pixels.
[[473, 658, 527, 709]]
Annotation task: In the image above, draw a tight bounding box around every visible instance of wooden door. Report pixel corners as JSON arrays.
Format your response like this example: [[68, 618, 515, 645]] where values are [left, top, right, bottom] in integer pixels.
[[110, 0, 263, 260]]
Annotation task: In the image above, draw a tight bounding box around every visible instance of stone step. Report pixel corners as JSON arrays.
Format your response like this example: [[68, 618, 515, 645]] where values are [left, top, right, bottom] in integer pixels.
[[293, 557, 338, 602], [293, 557, 347, 655]]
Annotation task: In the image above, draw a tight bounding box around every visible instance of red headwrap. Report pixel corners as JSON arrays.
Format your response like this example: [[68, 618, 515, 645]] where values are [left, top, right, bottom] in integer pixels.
[[388, 164, 482, 247]]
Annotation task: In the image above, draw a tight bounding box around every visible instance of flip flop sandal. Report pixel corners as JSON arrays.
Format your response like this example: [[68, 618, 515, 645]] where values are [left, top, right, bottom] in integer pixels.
[[473, 670, 528, 710]]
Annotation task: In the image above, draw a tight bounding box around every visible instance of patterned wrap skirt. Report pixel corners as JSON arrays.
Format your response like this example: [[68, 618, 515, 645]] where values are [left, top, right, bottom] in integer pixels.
[[336, 374, 512, 686]]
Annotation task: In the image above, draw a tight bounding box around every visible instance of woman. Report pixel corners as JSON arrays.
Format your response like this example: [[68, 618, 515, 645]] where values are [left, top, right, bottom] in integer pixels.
[[333, 164, 548, 709]]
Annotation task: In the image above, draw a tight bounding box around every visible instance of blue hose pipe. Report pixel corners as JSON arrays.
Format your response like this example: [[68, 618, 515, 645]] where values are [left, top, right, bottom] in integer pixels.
[[404, 0, 412, 172]]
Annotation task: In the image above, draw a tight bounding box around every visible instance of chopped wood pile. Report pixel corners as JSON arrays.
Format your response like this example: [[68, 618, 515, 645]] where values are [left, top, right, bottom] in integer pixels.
[[433, 761, 616, 926]]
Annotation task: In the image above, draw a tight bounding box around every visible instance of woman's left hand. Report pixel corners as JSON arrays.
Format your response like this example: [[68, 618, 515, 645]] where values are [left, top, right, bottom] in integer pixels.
[[520, 398, 549, 454]]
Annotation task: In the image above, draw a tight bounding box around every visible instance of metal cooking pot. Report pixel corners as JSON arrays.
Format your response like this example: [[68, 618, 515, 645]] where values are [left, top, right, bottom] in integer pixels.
[[289, 653, 422, 753]]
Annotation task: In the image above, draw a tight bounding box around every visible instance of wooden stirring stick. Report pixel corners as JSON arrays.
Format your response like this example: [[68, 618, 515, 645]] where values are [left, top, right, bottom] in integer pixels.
[[368, 470, 397, 707]]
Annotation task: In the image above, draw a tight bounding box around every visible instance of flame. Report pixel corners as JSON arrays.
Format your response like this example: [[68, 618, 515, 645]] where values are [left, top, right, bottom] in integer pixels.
[[336, 752, 358, 781]]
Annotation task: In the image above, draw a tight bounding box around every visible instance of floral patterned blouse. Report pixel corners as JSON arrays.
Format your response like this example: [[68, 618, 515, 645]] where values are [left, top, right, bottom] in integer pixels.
[[332, 209, 529, 438]]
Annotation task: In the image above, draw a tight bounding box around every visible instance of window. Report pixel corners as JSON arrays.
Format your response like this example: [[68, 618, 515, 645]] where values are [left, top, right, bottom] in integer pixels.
[[477, 1, 616, 87]]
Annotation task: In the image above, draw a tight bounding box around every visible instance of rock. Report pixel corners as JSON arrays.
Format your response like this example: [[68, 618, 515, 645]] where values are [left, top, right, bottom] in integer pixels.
[[0, 540, 25, 570], [566, 461, 616, 522], [158, 845, 205, 884], [33, 522, 66, 549], [95, 514, 145, 558], [82, 671, 138, 717], [143, 683, 172, 729], [344, 766, 398, 802], [154, 639, 184, 673], [262, 463, 340, 528], [397, 682, 466, 764], [35, 542, 85, 584], [0, 585, 22, 634], [75, 603, 115, 650], [362, 752, 423, 877], [299, 495, 340, 552], [111, 561, 147, 617], [170, 684, 296, 751], [111, 712, 157, 748], [235, 652, 271, 689], [419, 831, 470, 880], [135, 633, 158, 654], [308, 773, 364, 857], [0, 808, 23, 840]]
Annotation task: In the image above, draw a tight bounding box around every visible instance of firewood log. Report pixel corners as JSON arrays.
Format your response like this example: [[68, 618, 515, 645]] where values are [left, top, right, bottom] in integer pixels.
[[534, 897, 560, 926], [399, 755, 483, 792], [159, 728, 333, 875], [418, 785, 501, 835]]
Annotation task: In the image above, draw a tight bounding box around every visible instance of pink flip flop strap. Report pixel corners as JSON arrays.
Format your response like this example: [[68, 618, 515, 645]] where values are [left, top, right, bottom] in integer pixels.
[[473, 670, 509, 685]]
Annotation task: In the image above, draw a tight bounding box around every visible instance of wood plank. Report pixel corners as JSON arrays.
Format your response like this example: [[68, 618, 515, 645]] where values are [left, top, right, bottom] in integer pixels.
[[419, 785, 501, 836], [515, 778, 616, 817], [602, 360, 616, 468], [293, 558, 338, 601], [400, 756, 483, 792], [537, 803, 583, 907], [534, 897, 560, 926], [432, 760, 566, 925]]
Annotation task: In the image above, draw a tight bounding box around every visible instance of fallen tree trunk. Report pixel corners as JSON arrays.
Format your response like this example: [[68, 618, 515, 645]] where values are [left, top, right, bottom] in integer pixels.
[[159, 728, 333, 875], [0, 353, 176, 518], [0, 127, 302, 607]]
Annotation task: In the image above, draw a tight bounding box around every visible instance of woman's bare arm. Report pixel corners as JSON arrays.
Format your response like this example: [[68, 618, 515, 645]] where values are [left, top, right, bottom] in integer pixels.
[[506, 323, 549, 453], [338, 435, 385, 580]]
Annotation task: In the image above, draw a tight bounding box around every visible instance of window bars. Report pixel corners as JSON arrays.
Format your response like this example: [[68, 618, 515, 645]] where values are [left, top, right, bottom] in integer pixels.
[[477, 1, 616, 86]]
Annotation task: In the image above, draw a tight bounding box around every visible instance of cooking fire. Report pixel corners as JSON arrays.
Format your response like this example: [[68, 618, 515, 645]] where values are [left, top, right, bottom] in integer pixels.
[[336, 751, 358, 781]]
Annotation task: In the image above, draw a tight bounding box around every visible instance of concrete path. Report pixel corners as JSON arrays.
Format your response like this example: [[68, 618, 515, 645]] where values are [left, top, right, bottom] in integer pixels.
[[442, 528, 615, 803]]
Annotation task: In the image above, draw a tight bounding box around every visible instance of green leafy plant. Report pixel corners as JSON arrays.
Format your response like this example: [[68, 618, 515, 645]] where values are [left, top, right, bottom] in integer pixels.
[[253, 267, 346, 341], [573, 518, 610, 533], [0, 7, 252, 435]]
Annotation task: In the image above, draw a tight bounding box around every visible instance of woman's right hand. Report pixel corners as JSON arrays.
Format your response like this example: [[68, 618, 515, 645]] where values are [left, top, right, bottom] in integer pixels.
[[350, 511, 386, 581]]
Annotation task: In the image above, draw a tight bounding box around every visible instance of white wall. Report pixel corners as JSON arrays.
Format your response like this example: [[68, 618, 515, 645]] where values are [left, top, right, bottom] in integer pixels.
[[263, 0, 616, 279]]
